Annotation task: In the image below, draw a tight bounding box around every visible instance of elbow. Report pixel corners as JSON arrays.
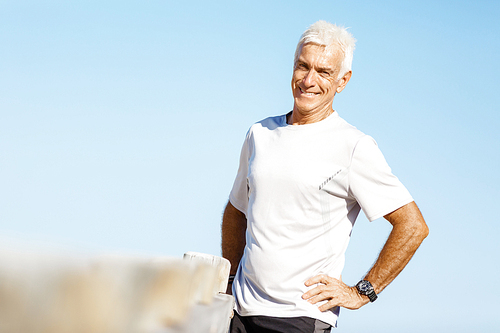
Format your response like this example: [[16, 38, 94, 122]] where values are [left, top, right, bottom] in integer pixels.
[[415, 219, 429, 242]]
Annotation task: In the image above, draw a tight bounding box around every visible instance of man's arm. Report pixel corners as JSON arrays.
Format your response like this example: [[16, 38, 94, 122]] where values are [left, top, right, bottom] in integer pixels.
[[221, 200, 247, 294], [302, 201, 429, 310]]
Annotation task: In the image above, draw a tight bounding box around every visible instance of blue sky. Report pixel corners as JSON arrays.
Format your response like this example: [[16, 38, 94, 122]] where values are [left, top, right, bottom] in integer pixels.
[[1, 1, 499, 332]]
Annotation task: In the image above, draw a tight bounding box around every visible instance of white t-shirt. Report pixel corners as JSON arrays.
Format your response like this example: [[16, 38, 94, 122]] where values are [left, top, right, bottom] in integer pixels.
[[229, 111, 413, 327]]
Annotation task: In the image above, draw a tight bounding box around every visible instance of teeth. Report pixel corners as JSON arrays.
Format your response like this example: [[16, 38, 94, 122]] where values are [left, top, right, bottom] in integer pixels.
[[300, 87, 317, 96]]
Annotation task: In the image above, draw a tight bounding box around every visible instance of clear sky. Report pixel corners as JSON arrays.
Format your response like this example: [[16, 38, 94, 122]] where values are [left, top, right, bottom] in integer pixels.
[[1, 0, 499, 332]]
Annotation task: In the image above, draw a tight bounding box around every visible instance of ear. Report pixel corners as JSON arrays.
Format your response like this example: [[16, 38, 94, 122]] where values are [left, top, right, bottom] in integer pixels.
[[336, 71, 352, 93]]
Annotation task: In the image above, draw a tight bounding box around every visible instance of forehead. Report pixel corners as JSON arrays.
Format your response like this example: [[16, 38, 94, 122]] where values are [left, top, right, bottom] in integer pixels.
[[297, 43, 341, 68]]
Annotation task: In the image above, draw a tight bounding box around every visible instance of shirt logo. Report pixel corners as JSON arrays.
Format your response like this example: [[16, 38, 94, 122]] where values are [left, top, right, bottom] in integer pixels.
[[319, 169, 342, 190]]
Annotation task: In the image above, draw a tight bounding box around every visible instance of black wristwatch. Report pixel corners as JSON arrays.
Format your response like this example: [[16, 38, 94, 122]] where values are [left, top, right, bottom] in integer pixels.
[[355, 280, 378, 302]]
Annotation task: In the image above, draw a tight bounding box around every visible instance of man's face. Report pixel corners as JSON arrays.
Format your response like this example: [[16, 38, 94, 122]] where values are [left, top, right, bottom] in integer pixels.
[[291, 43, 349, 116]]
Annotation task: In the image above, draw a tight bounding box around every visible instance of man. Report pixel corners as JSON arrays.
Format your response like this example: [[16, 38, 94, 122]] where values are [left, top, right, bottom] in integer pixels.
[[222, 20, 428, 332]]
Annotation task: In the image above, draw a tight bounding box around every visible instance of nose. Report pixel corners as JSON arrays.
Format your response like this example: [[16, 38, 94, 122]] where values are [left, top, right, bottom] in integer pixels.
[[302, 69, 317, 87]]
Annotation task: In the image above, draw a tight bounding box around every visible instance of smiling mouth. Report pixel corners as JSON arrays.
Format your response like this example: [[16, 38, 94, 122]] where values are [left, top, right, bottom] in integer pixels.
[[299, 87, 319, 96]]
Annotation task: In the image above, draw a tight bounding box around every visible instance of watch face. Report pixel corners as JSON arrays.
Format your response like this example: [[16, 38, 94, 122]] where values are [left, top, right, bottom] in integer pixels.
[[356, 280, 377, 302], [357, 280, 373, 294]]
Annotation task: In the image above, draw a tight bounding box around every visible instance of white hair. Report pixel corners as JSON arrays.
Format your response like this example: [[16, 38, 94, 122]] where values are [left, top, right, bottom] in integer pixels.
[[294, 20, 356, 79]]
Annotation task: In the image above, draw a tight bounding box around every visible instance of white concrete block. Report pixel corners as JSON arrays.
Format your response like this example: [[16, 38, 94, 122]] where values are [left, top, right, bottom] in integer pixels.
[[183, 252, 231, 296]]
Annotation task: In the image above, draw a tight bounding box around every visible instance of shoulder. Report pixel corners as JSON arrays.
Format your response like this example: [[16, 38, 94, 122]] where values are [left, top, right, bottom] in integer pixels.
[[252, 114, 284, 131], [333, 114, 369, 148], [245, 114, 285, 139]]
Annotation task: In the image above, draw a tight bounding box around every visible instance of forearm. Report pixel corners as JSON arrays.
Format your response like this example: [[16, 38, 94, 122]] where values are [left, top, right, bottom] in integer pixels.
[[364, 201, 429, 294], [221, 201, 247, 275], [303, 201, 428, 311]]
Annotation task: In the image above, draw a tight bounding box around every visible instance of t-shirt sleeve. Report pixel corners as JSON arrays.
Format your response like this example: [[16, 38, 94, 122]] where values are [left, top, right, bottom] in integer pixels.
[[348, 135, 413, 221], [229, 131, 250, 216]]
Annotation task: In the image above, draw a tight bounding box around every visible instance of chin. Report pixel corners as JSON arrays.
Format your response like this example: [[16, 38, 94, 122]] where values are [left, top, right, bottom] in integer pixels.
[[294, 102, 318, 113]]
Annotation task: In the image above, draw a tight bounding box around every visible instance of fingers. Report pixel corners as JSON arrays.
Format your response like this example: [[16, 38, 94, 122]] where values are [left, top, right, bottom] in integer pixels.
[[302, 274, 363, 311], [303, 288, 332, 305], [302, 274, 335, 301], [302, 274, 342, 305], [318, 301, 337, 312], [304, 273, 332, 287], [302, 284, 325, 301], [302, 285, 340, 312]]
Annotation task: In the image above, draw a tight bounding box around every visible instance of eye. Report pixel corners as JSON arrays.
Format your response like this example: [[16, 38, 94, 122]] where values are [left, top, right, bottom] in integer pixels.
[[296, 63, 308, 70]]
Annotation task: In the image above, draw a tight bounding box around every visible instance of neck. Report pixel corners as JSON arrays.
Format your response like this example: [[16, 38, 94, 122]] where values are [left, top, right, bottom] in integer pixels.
[[288, 106, 334, 125]]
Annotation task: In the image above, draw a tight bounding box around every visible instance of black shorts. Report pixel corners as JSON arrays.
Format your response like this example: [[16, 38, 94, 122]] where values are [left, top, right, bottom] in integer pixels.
[[230, 312, 332, 333]]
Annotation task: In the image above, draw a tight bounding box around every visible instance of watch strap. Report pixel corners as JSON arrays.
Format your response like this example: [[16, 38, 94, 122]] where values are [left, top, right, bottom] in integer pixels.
[[366, 289, 378, 302]]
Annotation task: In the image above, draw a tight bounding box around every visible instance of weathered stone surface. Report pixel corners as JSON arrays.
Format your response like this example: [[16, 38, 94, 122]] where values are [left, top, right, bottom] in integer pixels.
[[0, 245, 233, 333]]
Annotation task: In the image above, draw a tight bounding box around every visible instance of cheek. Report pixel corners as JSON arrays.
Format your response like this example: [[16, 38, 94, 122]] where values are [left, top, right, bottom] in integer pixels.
[[328, 80, 339, 90], [292, 71, 304, 82], [324, 81, 338, 92]]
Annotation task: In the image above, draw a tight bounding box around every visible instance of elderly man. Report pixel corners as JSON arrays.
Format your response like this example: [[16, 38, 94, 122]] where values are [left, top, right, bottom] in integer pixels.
[[222, 21, 428, 332]]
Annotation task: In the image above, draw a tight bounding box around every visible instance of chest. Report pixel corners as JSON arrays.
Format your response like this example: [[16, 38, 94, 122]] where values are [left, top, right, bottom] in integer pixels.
[[247, 129, 353, 200]]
